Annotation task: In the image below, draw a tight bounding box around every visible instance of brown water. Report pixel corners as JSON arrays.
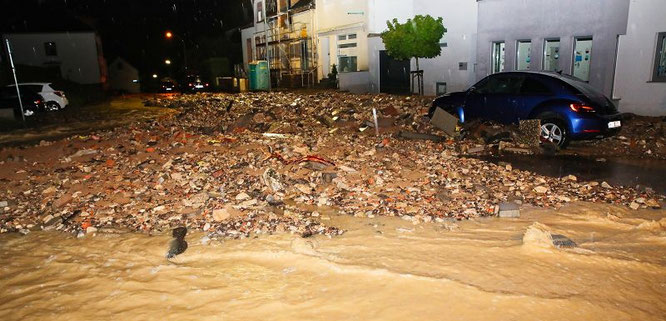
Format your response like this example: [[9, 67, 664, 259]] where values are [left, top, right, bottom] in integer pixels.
[[2, 203, 666, 321]]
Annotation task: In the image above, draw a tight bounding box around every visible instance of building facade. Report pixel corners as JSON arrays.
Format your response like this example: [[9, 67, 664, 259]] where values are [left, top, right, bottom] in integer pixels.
[[240, 0, 665, 116], [476, 0, 630, 100], [2, 31, 106, 85], [612, 0, 666, 116], [241, 0, 318, 87], [108, 57, 140, 93]]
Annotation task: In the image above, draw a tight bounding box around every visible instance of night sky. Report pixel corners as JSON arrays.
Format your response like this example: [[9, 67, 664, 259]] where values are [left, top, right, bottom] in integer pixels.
[[1, 0, 253, 77]]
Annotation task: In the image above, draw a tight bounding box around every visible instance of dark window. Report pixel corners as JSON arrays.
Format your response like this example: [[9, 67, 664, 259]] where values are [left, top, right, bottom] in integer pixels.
[[653, 32, 666, 82], [338, 35, 347, 41], [476, 75, 523, 94], [338, 43, 357, 49], [348, 34, 357, 40], [521, 78, 552, 95], [44, 42, 57, 56]]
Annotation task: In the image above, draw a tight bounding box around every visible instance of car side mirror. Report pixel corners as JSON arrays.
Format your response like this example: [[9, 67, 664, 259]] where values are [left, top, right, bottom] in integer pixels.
[[467, 86, 477, 95]]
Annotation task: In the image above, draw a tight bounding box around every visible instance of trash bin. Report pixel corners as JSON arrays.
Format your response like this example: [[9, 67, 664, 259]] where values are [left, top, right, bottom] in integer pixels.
[[249, 60, 269, 91]]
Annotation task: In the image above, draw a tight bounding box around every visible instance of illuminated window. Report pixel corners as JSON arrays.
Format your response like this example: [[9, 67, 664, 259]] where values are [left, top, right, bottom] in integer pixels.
[[257, 2, 263, 22]]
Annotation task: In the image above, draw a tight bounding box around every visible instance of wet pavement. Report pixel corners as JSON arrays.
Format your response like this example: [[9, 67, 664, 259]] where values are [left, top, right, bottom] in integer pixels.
[[477, 155, 666, 195]]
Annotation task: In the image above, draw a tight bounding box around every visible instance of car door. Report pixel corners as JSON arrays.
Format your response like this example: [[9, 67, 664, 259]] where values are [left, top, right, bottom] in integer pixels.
[[464, 74, 523, 123], [515, 76, 554, 121]]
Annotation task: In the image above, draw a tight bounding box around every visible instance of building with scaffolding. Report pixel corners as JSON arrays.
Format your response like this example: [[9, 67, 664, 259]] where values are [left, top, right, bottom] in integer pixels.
[[241, 0, 317, 88]]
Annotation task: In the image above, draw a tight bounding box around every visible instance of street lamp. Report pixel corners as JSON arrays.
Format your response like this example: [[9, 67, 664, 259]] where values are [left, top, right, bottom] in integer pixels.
[[165, 59, 171, 65], [152, 74, 158, 78], [165, 30, 187, 71]]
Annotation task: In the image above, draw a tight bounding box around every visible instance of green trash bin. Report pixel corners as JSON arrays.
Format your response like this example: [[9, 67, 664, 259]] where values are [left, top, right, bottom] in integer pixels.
[[249, 60, 269, 91]]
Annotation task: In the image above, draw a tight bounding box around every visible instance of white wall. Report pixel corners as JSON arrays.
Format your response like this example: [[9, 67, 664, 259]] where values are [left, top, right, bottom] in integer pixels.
[[366, 0, 478, 95], [3, 32, 102, 84], [108, 58, 140, 93], [613, 0, 666, 116], [413, 0, 478, 95], [367, 0, 414, 34]]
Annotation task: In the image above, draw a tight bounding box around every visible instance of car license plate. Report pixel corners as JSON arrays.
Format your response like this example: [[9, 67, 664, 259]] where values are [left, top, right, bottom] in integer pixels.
[[195, 85, 204, 89], [166, 88, 172, 91], [608, 120, 621, 128]]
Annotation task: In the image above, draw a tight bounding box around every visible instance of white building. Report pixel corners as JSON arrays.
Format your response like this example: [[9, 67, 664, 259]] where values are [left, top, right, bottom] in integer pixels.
[[240, 0, 665, 116], [612, 0, 666, 116], [108, 57, 141, 93], [2, 31, 107, 85], [241, 0, 477, 95]]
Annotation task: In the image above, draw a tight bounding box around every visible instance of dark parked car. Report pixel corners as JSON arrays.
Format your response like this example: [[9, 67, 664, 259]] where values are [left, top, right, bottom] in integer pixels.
[[429, 71, 622, 147], [0, 87, 46, 118], [182, 75, 209, 93], [160, 80, 178, 93]]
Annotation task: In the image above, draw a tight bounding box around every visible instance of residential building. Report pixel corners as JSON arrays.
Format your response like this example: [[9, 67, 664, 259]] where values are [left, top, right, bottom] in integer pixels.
[[241, 0, 317, 87], [108, 57, 140, 93], [612, 0, 666, 116], [240, 0, 664, 116], [1, 16, 107, 85]]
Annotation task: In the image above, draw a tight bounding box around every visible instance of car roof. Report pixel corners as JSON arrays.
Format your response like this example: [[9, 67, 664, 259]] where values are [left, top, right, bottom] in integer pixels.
[[491, 71, 577, 82], [16, 83, 51, 87]]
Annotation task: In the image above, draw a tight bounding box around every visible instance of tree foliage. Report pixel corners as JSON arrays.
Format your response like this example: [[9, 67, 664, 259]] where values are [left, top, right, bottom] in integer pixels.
[[381, 15, 447, 63]]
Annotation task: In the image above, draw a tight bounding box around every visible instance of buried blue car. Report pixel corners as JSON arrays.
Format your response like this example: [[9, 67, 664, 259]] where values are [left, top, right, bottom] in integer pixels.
[[428, 71, 623, 147]]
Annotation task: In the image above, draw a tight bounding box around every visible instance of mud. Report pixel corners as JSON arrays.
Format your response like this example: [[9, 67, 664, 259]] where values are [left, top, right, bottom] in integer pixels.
[[2, 203, 665, 321], [478, 155, 666, 195]]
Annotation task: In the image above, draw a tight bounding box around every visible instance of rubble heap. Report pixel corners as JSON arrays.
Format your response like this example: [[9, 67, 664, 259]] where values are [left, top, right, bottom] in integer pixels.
[[0, 92, 662, 238]]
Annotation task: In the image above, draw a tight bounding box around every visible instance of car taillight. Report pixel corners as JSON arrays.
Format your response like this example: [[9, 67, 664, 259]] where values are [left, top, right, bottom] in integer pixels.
[[569, 103, 595, 113], [205, 83, 209, 87], [34, 100, 41, 104], [188, 83, 193, 86], [54, 91, 64, 97]]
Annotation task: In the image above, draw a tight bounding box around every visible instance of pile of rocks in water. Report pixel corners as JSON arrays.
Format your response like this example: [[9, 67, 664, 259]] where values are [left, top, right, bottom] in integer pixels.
[[0, 92, 662, 238]]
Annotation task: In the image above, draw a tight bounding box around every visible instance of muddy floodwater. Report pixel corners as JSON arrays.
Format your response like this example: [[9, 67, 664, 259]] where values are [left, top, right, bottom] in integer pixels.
[[2, 203, 666, 321]]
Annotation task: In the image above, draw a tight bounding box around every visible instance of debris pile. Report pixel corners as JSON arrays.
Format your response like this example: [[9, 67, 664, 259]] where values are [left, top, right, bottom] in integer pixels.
[[0, 92, 663, 238]]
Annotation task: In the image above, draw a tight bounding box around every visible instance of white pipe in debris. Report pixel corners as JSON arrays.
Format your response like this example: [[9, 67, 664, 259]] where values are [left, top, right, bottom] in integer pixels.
[[372, 108, 379, 136]]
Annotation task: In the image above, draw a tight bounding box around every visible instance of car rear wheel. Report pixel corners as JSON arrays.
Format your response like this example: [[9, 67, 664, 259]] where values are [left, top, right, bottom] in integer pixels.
[[540, 119, 568, 147], [46, 101, 61, 111]]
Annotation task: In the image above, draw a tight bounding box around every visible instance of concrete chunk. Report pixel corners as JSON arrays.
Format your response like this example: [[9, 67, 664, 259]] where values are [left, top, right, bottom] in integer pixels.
[[499, 202, 520, 218], [430, 108, 459, 137]]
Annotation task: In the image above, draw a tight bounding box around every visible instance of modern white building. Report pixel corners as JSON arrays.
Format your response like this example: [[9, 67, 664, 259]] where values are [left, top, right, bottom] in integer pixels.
[[108, 57, 141, 93], [2, 31, 107, 85], [612, 0, 666, 116]]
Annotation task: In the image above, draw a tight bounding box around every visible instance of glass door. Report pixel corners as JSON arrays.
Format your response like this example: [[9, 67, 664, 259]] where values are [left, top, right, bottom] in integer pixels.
[[573, 37, 593, 82], [516, 40, 531, 70], [543, 39, 560, 71], [492, 42, 505, 73]]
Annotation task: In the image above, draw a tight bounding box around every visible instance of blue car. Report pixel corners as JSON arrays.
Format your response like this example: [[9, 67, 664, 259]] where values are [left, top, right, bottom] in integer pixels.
[[429, 71, 622, 147]]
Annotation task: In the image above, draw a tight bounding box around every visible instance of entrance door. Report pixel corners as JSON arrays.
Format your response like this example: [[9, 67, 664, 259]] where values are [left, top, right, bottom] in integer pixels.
[[380, 50, 410, 94], [320, 37, 330, 78], [573, 37, 593, 82]]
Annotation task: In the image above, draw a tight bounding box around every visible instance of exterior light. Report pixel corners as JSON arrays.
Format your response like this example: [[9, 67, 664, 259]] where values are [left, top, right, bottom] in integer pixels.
[[152, 74, 158, 78], [165, 59, 171, 65], [165, 31, 173, 38]]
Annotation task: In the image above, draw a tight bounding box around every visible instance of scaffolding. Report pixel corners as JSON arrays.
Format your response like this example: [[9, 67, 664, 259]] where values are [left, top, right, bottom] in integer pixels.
[[253, 0, 317, 88]]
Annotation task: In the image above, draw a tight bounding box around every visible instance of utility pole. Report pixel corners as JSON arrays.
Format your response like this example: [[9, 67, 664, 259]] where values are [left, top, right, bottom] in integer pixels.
[[263, 2, 272, 91], [5, 39, 25, 123]]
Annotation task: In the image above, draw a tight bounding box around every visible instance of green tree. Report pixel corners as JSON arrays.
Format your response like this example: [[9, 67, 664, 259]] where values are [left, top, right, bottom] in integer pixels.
[[381, 15, 446, 94]]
